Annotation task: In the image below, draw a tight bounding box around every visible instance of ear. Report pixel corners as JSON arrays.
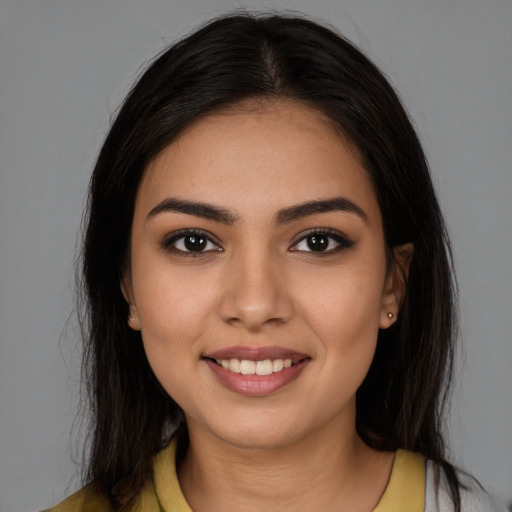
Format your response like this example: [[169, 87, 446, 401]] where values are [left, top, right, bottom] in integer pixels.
[[379, 243, 414, 329], [120, 273, 141, 331]]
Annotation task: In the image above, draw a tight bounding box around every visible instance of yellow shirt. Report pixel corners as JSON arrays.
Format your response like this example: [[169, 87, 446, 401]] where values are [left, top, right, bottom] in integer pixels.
[[46, 440, 425, 512]]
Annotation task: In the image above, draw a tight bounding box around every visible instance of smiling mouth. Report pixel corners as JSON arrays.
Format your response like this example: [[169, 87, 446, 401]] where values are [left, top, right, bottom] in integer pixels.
[[203, 349, 310, 395], [208, 357, 302, 375]]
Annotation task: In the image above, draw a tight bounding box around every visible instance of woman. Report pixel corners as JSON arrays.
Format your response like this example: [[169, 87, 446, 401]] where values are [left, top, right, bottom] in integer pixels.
[[47, 13, 502, 512]]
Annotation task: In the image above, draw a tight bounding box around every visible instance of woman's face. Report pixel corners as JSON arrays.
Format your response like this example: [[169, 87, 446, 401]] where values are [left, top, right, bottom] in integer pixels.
[[124, 99, 406, 450]]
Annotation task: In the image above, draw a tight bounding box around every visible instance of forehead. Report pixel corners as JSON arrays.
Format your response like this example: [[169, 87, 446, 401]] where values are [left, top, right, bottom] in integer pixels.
[[137, 99, 380, 225]]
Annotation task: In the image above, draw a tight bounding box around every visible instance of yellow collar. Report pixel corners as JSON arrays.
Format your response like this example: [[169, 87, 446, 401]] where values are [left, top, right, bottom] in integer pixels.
[[373, 449, 425, 511], [152, 439, 425, 512]]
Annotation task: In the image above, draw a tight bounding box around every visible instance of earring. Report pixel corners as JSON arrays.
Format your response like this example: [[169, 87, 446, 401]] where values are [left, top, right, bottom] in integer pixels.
[[387, 312, 394, 319]]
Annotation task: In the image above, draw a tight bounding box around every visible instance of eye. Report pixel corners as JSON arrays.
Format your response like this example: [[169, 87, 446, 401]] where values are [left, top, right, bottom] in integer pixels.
[[163, 230, 222, 254], [291, 230, 354, 254]]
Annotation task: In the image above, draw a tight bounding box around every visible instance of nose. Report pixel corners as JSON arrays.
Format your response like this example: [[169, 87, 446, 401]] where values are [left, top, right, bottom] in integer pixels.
[[218, 248, 293, 332]]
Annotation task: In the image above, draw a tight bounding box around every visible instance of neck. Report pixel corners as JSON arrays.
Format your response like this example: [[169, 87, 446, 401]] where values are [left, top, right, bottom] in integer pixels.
[[178, 417, 394, 512]]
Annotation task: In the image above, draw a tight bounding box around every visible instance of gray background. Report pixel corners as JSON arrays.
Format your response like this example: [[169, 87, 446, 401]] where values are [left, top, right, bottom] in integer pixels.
[[1, 1, 511, 511]]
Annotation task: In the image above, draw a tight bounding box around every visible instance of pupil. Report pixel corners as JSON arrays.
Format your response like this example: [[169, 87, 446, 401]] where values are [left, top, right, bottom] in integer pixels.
[[184, 235, 206, 251], [307, 235, 328, 251]]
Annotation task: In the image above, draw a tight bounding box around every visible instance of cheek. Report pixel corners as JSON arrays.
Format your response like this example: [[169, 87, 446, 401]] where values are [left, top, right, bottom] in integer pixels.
[[294, 257, 385, 356], [131, 259, 218, 361], [132, 268, 217, 406], [306, 282, 382, 396]]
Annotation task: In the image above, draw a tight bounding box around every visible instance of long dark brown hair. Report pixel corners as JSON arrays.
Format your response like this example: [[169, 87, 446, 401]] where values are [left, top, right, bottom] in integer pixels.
[[79, 12, 460, 509]]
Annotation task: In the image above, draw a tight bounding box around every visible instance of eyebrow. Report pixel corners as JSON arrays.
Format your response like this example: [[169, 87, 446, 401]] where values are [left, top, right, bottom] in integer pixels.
[[275, 197, 367, 224], [147, 196, 367, 225], [147, 198, 238, 225]]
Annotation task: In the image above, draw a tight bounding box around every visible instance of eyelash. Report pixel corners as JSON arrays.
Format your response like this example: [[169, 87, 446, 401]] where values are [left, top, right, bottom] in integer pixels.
[[161, 228, 355, 256], [290, 229, 355, 255], [161, 229, 222, 257]]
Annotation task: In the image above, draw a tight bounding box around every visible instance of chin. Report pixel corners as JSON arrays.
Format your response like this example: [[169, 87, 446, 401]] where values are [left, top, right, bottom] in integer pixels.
[[184, 408, 301, 452]]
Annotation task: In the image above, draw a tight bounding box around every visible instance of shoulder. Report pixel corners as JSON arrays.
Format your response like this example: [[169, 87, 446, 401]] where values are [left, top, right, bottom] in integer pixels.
[[42, 484, 114, 512], [42, 439, 184, 512], [425, 460, 507, 512]]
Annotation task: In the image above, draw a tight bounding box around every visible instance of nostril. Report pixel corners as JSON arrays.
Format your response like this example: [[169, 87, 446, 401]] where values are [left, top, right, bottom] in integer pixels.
[[218, 270, 293, 329]]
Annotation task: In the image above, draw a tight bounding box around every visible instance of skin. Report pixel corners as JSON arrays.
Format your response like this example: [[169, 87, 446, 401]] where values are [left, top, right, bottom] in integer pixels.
[[123, 99, 413, 511]]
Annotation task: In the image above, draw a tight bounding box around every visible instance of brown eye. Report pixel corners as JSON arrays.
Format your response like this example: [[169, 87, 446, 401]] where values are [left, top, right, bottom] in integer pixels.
[[306, 235, 329, 252], [165, 230, 221, 254], [183, 235, 207, 251], [291, 230, 355, 254]]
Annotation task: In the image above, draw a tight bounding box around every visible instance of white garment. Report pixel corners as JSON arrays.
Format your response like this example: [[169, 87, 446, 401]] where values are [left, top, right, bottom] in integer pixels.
[[425, 460, 507, 512]]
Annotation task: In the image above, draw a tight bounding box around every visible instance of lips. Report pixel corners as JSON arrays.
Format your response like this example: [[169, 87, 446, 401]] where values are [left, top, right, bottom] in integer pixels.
[[203, 346, 310, 396], [205, 346, 309, 361]]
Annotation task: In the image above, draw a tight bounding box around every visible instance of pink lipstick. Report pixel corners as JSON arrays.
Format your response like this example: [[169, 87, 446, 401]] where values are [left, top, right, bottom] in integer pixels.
[[203, 346, 310, 396]]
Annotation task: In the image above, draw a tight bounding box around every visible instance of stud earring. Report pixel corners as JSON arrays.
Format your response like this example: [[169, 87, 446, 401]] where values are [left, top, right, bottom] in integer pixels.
[[387, 312, 394, 319]]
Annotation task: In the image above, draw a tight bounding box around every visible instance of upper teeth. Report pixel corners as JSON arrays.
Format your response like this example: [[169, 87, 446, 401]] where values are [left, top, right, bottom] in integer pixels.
[[215, 358, 293, 375]]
